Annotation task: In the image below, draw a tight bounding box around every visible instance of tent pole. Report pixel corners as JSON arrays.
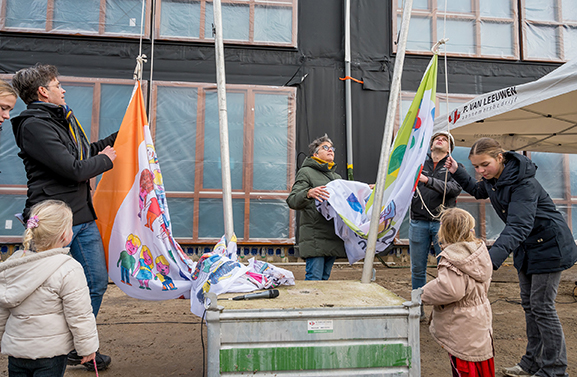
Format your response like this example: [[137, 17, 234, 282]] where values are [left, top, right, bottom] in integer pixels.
[[361, 0, 413, 283], [213, 0, 234, 241], [344, 0, 353, 180]]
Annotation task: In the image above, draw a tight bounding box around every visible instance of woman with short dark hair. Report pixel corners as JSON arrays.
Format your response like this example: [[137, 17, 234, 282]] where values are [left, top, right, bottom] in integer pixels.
[[286, 134, 346, 280]]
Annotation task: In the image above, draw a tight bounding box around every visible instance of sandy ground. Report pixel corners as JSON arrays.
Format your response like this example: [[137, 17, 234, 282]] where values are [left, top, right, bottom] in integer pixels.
[[1, 262, 576, 376]]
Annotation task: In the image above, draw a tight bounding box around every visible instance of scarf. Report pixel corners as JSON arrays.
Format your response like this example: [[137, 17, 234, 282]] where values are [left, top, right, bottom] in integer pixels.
[[311, 155, 335, 169], [64, 105, 90, 160]]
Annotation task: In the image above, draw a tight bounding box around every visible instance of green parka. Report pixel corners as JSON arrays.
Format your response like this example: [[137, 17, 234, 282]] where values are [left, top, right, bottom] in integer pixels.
[[286, 157, 346, 259]]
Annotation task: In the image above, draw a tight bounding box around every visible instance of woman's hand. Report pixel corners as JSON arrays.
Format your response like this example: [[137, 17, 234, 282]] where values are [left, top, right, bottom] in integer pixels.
[[98, 146, 117, 162], [81, 352, 96, 364], [445, 156, 458, 174], [307, 186, 330, 202]]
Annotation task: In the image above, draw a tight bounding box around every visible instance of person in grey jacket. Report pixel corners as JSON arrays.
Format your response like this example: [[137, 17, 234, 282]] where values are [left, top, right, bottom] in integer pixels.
[[0, 200, 98, 376], [286, 134, 346, 280], [446, 137, 577, 377]]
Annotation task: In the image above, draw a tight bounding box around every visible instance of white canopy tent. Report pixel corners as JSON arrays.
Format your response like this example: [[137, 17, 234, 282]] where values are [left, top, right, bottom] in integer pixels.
[[433, 59, 577, 154]]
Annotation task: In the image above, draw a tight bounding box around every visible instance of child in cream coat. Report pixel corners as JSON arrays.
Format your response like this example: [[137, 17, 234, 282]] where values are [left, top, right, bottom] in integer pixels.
[[0, 200, 98, 376]]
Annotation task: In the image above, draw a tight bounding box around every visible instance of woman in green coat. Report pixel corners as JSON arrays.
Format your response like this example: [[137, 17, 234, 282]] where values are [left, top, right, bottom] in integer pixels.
[[286, 134, 346, 280]]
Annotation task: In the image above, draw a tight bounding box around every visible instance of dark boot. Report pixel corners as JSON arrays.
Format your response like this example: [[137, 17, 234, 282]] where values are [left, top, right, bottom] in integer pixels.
[[67, 350, 82, 366], [83, 351, 112, 371]]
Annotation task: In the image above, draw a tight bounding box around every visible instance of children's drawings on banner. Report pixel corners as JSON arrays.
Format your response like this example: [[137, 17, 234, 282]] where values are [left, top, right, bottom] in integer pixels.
[[190, 237, 295, 317]]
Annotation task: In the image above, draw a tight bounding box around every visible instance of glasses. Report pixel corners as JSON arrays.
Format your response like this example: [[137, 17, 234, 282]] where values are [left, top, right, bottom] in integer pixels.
[[319, 145, 335, 153], [44, 83, 63, 90]]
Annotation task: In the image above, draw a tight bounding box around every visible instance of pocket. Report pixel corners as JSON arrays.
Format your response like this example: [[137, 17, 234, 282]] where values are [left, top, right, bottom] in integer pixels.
[[523, 228, 562, 270]]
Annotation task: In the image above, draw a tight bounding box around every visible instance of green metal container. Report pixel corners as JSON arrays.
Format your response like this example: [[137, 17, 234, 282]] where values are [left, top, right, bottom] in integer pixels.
[[205, 281, 421, 376]]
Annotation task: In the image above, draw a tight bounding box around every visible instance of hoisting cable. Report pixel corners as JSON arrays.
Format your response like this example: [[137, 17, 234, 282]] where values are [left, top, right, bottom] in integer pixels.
[[416, 0, 453, 220], [133, 0, 148, 82]]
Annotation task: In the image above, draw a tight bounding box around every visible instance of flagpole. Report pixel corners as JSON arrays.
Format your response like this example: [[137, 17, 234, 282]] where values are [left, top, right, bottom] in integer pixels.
[[361, 0, 413, 284], [344, 0, 354, 180], [213, 0, 234, 241]]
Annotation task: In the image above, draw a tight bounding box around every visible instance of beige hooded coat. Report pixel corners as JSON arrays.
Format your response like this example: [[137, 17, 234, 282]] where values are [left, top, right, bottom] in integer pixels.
[[0, 248, 99, 359], [421, 240, 493, 362]]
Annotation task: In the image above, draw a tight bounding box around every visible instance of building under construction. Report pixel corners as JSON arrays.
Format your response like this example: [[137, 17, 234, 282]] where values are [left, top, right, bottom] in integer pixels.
[[0, 1, 574, 257]]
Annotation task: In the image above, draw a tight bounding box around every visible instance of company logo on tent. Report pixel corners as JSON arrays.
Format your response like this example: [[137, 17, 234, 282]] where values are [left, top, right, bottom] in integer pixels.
[[449, 108, 461, 124]]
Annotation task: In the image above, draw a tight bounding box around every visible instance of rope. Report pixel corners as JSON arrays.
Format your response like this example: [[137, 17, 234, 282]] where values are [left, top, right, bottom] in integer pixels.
[[416, 186, 438, 219], [416, 0, 453, 219], [149, 0, 156, 86], [133, 54, 148, 81], [133, 0, 148, 81], [441, 0, 452, 208], [147, 0, 156, 116], [138, 0, 145, 57]]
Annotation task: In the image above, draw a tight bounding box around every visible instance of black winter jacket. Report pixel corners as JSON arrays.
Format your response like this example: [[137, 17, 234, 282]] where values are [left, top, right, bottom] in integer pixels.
[[452, 152, 577, 274], [410, 154, 461, 221], [12, 103, 117, 225]]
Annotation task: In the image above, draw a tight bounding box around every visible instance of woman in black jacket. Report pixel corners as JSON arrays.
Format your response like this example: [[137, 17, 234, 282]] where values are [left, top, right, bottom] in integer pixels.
[[446, 137, 577, 377]]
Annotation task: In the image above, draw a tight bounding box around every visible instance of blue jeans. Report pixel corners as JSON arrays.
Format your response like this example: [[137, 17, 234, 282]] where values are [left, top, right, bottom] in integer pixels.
[[408, 219, 441, 289], [68, 221, 108, 318], [120, 265, 131, 284], [8, 355, 67, 377], [518, 270, 568, 377], [305, 256, 336, 280]]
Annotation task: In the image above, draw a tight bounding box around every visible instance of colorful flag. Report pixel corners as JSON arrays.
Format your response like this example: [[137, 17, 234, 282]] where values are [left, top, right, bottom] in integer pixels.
[[318, 55, 438, 263], [189, 236, 295, 317], [93, 82, 195, 300]]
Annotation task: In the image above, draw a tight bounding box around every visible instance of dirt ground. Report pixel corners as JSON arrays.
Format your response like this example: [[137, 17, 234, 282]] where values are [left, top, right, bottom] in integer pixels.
[[1, 262, 576, 376]]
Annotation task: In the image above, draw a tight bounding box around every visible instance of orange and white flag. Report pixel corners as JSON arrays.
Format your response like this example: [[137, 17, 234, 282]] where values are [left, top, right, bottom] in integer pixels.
[[93, 82, 195, 300]]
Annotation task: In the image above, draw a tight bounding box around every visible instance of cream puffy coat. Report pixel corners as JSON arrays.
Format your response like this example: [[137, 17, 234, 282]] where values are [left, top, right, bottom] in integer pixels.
[[0, 248, 99, 359], [421, 240, 493, 362]]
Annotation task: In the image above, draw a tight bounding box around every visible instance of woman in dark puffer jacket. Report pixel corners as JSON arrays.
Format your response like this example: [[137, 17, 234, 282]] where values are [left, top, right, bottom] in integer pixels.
[[446, 137, 577, 377]]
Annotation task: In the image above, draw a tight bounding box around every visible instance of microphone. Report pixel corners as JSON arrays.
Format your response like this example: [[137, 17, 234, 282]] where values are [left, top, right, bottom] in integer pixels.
[[232, 289, 279, 301]]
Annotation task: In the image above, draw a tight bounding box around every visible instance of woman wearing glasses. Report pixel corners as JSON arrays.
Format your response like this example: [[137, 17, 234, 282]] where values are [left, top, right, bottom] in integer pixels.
[[287, 134, 346, 280]]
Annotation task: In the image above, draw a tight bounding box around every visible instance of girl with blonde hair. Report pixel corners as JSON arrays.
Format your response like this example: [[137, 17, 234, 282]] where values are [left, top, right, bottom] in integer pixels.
[[0, 200, 99, 376], [422, 207, 494, 377], [135, 246, 154, 290], [446, 137, 577, 377], [0, 79, 17, 128]]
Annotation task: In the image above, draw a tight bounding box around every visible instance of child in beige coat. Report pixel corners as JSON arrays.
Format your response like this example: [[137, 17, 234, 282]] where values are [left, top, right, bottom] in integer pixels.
[[421, 208, 494, 377], [0, 200, 98, 376]]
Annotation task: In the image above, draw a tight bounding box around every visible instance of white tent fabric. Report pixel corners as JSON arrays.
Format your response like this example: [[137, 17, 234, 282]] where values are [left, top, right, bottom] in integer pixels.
[[433, 59, 577, 154]]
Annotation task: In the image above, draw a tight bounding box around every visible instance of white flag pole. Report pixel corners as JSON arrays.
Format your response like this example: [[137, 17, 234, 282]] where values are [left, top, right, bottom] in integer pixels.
[[344, 0, 353, 180], [213, 0, 234, 241], [361, 0, 413, 283]]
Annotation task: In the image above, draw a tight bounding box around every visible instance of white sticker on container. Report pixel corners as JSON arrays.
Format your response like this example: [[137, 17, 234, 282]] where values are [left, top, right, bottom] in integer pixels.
[[129, 18, 136, 27], [307, 320, 333, 333], [5, 220, 12, 230]]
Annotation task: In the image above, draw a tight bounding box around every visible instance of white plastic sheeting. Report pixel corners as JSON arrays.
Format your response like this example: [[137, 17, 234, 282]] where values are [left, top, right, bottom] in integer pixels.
[[2, 0, 296, 46], [395, 0, 577, 62]]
